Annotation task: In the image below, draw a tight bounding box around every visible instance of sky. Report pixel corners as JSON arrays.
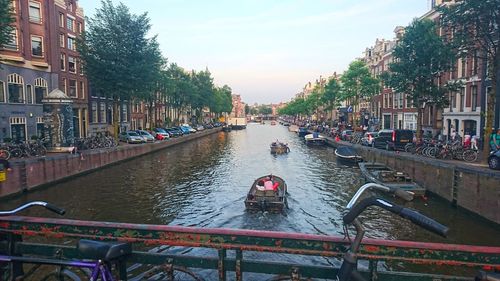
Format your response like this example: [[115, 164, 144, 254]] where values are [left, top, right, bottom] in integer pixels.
[[78, 0, 430, 105]]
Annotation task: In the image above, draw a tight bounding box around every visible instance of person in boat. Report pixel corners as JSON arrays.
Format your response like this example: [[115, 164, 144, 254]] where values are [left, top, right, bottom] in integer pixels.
[[256, 179, 266, 191]]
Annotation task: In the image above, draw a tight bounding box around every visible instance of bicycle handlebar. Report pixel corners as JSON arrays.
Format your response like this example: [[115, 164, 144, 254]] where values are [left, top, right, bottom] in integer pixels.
[[343, 197, 448, 237], [346, 183, 414, 209], [0, 201, 65, 216]]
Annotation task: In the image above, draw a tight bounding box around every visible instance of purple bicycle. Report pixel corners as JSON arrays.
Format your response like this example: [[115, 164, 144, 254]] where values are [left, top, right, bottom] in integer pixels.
[[0, 201, 131, 281]]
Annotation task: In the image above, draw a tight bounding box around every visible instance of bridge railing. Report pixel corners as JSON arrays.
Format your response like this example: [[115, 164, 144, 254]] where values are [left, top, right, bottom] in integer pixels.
[[1, 216, 499, 280]]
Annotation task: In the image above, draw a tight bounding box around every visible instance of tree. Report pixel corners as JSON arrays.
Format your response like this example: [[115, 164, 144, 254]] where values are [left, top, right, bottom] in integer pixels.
[[0, 0, 14, 51], [340, 60, 380, 125], [384, 18, 455, 139], [78, 0, 163, 137], [321, 78, 342, 125], [439, 0, 500, 156]]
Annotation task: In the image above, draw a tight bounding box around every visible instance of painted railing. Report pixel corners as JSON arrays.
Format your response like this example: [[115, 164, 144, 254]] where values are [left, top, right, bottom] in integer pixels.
[[1, 216, 500, 280]]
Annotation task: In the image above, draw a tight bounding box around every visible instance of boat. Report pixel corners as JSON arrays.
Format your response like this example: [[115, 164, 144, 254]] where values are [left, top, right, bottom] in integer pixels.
[[271, 121, 276, 125], [222, 126, 232, 132], [297, 127, 309, 138], [358, 162, 426, 196], [245, 175, 287, 212], [335, 146, 363, 166], [304, 133, 326, 146], [270, 141, 290, 154], [283, 123, 290, 127]]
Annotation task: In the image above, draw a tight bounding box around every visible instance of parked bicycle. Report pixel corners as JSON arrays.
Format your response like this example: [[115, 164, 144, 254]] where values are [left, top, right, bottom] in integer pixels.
[[0, 201, 131, 281]]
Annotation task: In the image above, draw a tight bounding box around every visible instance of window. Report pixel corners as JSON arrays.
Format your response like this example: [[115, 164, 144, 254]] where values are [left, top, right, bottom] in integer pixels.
[[0, 81, 5, 103], [10, 117, 27, 142], [79, 81, 85, 99], [459, 87, 465, 112], [26, 85, 33, 104], [471, 85, 477, 112], [472, 51, 478, 76], [34, 78, 47, 104], [62, 78, 67, 94], [3, 29, 18, 50], [59, 13, 64, 27], [77, 22, 82, 33], [60, 53, 66, 71], [67, 36, 75, 51], [67, 17, 75, 32], [28, 1, 41, 23], [8, 74, 25, 103], [450, 92, 456, 112], [36, 116, 44, 138], [92, 102, 98, 123], [399, 93, 403, 109], [69, 79, 77, 97], [59, 34, 65, 47], [100, 103, 106, 123], [121, 103, 128, 122], [68, 56, 76, 73], [31, 36, 43, 56], [460, 58, 466, 78]]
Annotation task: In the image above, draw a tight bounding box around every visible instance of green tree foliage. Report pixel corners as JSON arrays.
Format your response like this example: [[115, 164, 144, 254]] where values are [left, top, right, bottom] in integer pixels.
[[384, 18, 455, 139], [0, 0, 14, 51], [321, 78, 342, 110], [78, 0, 163, 136], [439, 0, 500, 155], [212, 85, 233, 117], [340, 60, 380, 109]]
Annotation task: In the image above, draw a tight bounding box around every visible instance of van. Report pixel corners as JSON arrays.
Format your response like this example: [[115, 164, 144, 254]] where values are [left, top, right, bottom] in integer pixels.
[[372, 129, 414, 151]]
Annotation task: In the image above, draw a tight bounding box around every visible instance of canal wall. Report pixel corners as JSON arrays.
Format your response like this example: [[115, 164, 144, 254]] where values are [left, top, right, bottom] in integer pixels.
[[0, 128, 222, 199], [329, 139, 500, 225]]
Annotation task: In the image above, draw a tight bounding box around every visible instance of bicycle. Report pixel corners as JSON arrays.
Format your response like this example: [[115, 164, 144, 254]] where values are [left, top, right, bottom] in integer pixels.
[[337, 183, 500, 281], [0, 201, 132, 281]]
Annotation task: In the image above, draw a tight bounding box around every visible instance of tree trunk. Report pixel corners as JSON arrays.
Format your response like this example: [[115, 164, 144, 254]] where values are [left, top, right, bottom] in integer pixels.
[[113, 97, 120, 139], [416, 106, 423, 141], [482, 49, 498, 160]]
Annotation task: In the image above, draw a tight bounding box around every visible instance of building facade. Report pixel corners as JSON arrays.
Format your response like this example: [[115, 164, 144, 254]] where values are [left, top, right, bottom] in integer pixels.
[[0, 0, 87, 142]]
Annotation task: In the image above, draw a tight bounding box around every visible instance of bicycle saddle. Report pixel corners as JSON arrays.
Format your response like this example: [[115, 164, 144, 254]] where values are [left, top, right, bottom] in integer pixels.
[[78, 239, 132, 261]]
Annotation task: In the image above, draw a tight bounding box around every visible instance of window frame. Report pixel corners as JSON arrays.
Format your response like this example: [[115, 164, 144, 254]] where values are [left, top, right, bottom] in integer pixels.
[[28, 1, 42, 23], [67, 36, 76, 51], [0, 81, 5, 103], [68, 56, 76, 73], [31, 35, 44, 57], [68, 79, 77, 97], [60, 53, 66, 71], [7, 74, 25, 104]]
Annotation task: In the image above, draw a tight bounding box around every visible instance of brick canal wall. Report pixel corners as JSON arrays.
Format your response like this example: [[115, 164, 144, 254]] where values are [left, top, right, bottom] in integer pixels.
[[0, 128, 222, 199], [328, 139, 500, 225]]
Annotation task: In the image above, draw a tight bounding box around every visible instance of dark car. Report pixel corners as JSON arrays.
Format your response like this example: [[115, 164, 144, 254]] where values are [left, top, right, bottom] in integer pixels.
[[488, 150, 500, 170], [341, 130, 354, 141], [372, 129, 414, 150], [165, 127, 183, 137], [371, 129, 394, 149]]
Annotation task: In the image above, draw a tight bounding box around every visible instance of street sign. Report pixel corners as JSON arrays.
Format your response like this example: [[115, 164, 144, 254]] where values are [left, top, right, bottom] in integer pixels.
[[347, 106, 353, 113]]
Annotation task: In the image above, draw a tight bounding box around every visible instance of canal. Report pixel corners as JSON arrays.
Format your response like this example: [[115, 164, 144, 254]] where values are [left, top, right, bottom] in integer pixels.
[[4, 123, 500, 247]]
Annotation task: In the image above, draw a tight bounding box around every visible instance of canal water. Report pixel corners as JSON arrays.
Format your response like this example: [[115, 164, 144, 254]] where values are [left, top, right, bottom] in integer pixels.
[[3, 123, 500, 278]]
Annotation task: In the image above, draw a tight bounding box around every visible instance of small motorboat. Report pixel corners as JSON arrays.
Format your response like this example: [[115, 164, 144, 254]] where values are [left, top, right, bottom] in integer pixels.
[[335, 146, 363, 166], [359, 162, 426, 196], [297, 127, 309, 138], [304, 132, 326, 146], [270, 141, 290, 154], [222, 126, 232, 132], [245, 175, 287, 212]]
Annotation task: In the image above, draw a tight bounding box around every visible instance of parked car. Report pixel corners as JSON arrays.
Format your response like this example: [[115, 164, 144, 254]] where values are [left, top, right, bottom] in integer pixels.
[[181, 124, 197, 133], [119, 131, 145, 144], [341, 130, 354, 141], [165, 127, 183, 137], [488, 149, 500, 170], [134, 130, 155, 142], [195, 125, 205, 131], [361, 131, 378, 146], [386, 129, 414, 150], [152, 128, 170, 139], [371, 129, 393, 149], [178, 126, 191, 135]]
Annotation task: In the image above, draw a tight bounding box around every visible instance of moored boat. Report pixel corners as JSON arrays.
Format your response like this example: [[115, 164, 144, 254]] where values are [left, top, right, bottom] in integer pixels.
[[359, 162, 426, 196], [297, 127, 309, 138], [222, 125, 232, 132], [245, 175, 287, 212], [271, 121, 276, 125], [270, 141, 290, 154], [304, 133, 326, 146], [335, 146, 363, 166]]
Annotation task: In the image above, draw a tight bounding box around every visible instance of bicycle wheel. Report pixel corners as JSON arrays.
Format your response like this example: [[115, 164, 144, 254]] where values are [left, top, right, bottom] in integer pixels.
[[462, 149, 478, 162], [39, 268, 83, 281], [9, 148, 22, 158], [0, 149, 10, 160]]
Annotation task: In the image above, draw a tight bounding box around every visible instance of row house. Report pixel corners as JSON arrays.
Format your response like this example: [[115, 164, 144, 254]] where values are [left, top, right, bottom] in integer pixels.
[[231, 94, 245, 118], [0, 0, 87, 142], [87, 87, 130, 135]]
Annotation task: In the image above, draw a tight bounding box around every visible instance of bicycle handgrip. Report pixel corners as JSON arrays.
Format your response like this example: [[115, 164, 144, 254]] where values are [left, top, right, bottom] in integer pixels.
[[400, 208, 448, 237], [45, 203, 66, 215], [343, 197, 379, 225]]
